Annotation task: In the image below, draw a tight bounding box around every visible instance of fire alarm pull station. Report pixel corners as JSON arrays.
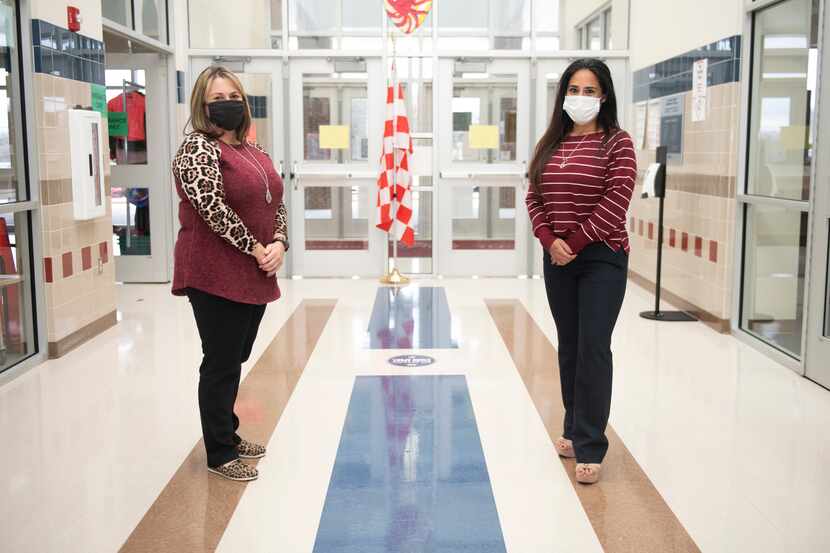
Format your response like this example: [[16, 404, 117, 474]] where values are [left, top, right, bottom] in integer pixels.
[[67, 6, 81, 32]]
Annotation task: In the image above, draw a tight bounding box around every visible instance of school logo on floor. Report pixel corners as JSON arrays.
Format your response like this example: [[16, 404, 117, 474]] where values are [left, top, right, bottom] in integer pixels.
[[388, 354, 436, 368]]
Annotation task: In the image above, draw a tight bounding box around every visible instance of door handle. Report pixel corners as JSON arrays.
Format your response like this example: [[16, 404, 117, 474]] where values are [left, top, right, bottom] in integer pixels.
[[292, 161, 299, 191], [88, 154, 93, 176], [278, 160, 285, 179]]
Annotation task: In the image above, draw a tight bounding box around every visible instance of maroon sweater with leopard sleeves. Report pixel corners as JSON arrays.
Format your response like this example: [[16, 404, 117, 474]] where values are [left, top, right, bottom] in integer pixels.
[[171, 132, 287, 305], [526, 130, 637, 254]]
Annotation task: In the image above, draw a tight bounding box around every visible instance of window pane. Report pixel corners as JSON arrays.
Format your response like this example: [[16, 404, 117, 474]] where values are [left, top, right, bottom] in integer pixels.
[[238, 72, 274, 153], [350, 98, 369, 161], [493, 0, 530, 35], [741, 206, 808, 357], [394, 186, 433, 275], [452, 78, 518, 163], [452, 186, 516, 250], [112, 187, 152, 256], [290, 0, 337, 33], [304, 186, 369, 251], [342, 0, 382, 31], [0, 1, 24, 204], [105, 69, 148, 166], [588, 17, 601, 50], [746, 0, 819, 201], [138, 0, 166, 43], [303, 74, 368, 163], [189, 0, 281, 49], [439, 0, 487, 32], [102, 0, 129, 26], [392, 58, 434, 133], [604, 9, 613, 49], [546, 75, 561, 121], [0, 212, 36, 372], [535, 1, 559, 34]]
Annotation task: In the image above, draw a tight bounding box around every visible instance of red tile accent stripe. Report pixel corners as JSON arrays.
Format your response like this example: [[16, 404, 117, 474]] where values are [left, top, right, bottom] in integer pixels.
[[633, 219, 720, 265], [82, 246, 92, 271], [62, 252, 73, 278], [99, 241, 109, 264], [44, 257, 53, 283]]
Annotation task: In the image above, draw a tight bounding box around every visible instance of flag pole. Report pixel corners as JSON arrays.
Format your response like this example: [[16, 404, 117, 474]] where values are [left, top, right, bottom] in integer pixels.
[[381, 27, 409, 285]]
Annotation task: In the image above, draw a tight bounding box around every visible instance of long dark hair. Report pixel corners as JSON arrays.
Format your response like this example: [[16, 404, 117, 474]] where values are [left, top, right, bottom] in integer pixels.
[[529, 58, 620, 189]]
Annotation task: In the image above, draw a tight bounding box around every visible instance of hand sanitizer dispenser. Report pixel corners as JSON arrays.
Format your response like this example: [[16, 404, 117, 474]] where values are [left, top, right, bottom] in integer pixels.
[[68, 109, 106, 220]]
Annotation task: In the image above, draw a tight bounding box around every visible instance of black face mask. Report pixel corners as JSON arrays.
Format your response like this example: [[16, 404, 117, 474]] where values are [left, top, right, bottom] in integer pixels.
[[207, 100, 245, 131]]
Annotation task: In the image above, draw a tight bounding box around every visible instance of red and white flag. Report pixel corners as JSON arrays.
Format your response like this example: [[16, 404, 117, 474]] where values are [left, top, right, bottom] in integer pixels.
[[376, 81, 415, 247]]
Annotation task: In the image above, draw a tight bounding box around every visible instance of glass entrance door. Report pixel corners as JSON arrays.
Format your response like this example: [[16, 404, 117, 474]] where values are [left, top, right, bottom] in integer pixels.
[[288, 57, 385, 277], [106, 53, 172, 283], [805, 0, 830, 388], [436, 58, 530, 276]]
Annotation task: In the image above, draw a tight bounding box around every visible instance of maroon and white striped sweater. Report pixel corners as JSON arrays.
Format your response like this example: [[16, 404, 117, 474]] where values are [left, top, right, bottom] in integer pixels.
[[526, 129, 637, 255]]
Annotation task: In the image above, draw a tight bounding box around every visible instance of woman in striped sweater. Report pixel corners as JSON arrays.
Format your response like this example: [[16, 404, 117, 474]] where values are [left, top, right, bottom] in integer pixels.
[[526, 58, 637, 484]]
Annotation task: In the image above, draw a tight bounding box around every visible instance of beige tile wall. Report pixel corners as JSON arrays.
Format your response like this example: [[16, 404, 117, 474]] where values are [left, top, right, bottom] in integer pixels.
[[628, 81, 741, 322], [33, 73, 116, 347]]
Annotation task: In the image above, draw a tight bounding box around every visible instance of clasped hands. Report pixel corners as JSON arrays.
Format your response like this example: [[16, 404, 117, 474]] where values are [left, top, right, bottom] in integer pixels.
[[549, 238, 576, 266], [253, 241, 286, 277]]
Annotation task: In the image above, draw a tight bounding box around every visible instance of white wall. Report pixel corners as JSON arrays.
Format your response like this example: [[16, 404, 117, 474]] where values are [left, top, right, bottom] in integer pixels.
[[629, 0, 743, 70], [32, 0, 103, 40]]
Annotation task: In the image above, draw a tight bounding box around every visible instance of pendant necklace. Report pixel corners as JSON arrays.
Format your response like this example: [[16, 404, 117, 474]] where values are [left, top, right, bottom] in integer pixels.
[[559, 133, 590, 169], [228, 143, 273, 204]]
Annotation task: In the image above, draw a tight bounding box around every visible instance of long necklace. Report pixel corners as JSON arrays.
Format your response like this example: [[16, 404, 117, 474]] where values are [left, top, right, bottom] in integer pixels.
[[227, 143, 273, 204], [559, 133, 590, 169]]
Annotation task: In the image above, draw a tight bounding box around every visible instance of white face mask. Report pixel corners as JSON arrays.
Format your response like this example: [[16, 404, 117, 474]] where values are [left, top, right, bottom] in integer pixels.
[[563, 95, 602, 125]]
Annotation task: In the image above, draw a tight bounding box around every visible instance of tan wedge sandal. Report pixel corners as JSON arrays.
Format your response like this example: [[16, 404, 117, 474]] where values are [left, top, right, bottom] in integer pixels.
[[554, 437, 575, 458], [575, 463, 601, 484]]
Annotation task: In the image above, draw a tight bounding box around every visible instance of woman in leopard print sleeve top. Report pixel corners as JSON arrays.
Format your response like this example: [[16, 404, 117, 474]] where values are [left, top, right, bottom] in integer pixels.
[[171, 66, 287, 482]]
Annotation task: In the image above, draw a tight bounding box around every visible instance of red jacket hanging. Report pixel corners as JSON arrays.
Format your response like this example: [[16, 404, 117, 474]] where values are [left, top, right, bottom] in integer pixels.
[[107, 91, 146, 141]]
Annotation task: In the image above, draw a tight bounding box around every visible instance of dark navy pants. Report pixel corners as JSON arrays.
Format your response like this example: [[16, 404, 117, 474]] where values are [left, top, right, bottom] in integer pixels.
[[543, 242, 628, 463]]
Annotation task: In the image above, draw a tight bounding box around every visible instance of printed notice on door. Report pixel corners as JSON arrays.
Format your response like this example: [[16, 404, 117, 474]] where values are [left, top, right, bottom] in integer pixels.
[[692, 59, 708, 122]]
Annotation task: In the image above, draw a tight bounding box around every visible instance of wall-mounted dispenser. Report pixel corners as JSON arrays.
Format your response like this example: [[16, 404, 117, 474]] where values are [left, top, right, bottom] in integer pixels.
[[68, 109, 106, 221]]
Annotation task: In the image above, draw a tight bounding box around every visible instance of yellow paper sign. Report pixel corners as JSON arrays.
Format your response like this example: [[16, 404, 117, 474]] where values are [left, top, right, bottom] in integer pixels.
[[468, 125, 499, 149], [319, 125, 350, 149], [780, 125, 807, 150]]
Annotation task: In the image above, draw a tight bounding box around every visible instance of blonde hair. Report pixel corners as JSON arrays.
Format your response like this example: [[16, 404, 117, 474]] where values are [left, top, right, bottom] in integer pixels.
[[187, 65, 252, 142]]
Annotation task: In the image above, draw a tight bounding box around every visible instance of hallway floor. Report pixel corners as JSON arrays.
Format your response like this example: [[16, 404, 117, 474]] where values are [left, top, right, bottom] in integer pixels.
[[1, 278, 828, 553]]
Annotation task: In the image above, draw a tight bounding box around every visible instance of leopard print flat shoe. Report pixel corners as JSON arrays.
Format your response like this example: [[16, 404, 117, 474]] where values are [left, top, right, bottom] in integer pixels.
[[237, 439, 266, 459], [208, 459, 258, 482]]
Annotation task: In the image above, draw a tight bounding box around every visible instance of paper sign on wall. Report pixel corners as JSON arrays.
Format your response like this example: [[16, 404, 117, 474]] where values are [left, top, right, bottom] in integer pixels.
[[319, 125, 350, 149], [108, 111, 128, 137], [91, 84, 107, 118], [634, 102, 647, 149], [468, 125, 499, 149], [692, 59, 708, 122], [781, 126, 808, 150]]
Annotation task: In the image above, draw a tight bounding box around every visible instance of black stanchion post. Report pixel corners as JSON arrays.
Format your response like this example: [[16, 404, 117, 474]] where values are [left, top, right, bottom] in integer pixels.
[[640, 146, 697, 322]]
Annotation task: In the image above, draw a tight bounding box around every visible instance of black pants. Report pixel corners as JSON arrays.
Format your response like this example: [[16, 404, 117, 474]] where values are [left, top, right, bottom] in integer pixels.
[[187, 288, 266, 468], [543, 243, 628, 464]]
